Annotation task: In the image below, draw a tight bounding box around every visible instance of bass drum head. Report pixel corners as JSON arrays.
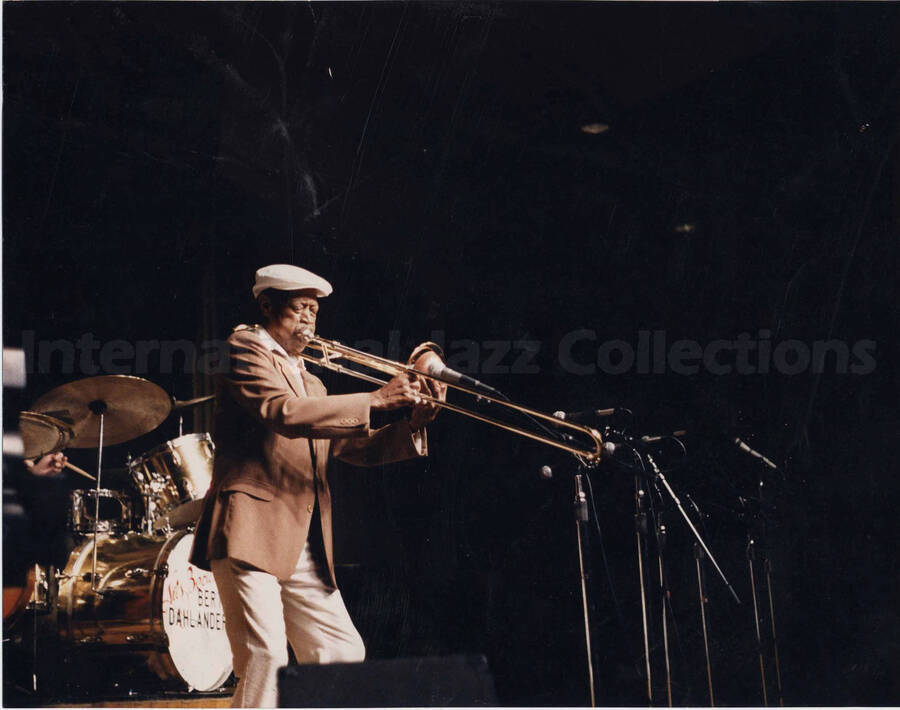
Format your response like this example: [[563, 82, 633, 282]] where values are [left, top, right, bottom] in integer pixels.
[[160, 533, 232, 691]]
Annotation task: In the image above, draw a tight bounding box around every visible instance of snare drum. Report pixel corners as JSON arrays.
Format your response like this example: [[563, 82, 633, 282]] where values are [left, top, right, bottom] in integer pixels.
[[70, 488, 133, 536], [129, 434, 215, 527], [57, 530, 233, 692]]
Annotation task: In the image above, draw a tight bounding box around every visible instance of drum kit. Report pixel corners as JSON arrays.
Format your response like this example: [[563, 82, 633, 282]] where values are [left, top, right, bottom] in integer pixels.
[[6, 375, 232, 697]]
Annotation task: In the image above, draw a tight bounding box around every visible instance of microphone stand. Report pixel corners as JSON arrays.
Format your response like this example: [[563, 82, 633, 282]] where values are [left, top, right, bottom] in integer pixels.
[[649, 503, 673, 708], [693, 542, 715, 705], [522, 402, 603, 707], [574, 473, 596, 707], [746, 472, 785, 707], [747, 537, 768, 706], [765, 557, 785, 706], [608, 432, 739, 706], [633, 475, 654, 706], [758, 471, 785, 707]]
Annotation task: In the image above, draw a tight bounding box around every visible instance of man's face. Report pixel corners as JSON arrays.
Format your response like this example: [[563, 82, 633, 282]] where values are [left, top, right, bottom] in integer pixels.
[[262, 290, 319, 355]]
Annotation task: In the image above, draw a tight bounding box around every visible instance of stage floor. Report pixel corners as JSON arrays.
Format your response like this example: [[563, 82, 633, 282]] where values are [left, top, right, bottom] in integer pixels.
[[48, 696, 233, 708]]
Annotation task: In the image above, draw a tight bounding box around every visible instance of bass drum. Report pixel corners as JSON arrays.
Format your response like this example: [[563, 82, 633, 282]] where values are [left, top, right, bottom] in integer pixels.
[[57, 531, 232, 692]]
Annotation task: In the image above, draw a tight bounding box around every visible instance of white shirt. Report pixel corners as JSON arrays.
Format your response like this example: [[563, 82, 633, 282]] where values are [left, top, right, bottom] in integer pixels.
[[250, 324, 308, 396]]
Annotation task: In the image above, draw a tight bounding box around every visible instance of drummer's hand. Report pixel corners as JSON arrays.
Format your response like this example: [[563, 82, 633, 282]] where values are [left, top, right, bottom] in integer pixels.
[[409, 376, 446, 431], [27, 452, 67, 477]]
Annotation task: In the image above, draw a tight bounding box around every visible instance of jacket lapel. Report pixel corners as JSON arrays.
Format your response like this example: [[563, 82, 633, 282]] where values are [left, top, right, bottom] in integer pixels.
[[275, 355, 304, 397], [300, 370, 323, 396]]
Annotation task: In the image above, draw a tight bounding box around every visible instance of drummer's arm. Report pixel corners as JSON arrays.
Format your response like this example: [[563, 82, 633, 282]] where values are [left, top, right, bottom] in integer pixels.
[[25, 452, 67, 477]]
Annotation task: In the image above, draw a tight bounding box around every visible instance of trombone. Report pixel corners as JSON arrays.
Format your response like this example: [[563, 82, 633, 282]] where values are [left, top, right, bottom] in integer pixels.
[[298, 335, 604, 464]]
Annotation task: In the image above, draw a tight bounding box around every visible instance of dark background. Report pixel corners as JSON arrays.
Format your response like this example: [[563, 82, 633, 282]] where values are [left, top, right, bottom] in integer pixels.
[[3, 2, 899, 706]]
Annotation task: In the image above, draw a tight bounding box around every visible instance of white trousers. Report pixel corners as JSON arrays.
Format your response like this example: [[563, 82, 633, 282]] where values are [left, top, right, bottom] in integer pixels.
[[211, 543, 366, 708]]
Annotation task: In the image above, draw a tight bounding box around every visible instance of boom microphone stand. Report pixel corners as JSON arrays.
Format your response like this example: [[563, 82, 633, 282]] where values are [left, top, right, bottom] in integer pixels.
[[644, 453, 740, 605]]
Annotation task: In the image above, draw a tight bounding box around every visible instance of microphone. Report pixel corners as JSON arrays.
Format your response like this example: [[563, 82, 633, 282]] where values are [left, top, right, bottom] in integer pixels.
[[601, 430, 686, 457], [574, 475, 588, 521], [552, 408, 617, 422], [734, 437, 778, 470], [641, 430, 687, 443], [424, 361, 497, 393]]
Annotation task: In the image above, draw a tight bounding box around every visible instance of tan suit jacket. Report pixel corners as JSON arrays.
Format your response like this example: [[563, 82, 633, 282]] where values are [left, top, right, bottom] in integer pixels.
[[189, 328, 426, 583]]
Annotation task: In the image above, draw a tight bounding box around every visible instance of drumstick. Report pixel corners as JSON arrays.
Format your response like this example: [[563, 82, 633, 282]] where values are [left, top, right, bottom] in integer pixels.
[[65, 461, 96, 481]]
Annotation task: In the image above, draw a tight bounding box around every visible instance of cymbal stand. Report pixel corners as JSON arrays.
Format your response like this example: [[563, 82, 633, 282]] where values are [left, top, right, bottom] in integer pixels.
[[633, 473, 654, 705], [574, 473, 596, 707], [89, 400, 106, 593]]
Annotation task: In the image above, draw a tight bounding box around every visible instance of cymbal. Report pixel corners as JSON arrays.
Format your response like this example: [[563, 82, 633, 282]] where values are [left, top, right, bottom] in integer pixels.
[[31, 375, 172, 448], [18, 411, 74, 460]]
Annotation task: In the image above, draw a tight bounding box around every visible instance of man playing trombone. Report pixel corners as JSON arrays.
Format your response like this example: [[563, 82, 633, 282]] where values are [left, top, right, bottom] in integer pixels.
[[190, 264, 445, 708]]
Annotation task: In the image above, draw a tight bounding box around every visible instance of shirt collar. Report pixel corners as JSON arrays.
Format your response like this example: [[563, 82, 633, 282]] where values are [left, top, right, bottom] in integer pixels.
[[251, 325, 306, 370]]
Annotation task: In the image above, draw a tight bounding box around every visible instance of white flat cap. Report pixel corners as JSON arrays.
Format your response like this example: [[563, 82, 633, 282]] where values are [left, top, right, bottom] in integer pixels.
[[252, 264, 333, 299]]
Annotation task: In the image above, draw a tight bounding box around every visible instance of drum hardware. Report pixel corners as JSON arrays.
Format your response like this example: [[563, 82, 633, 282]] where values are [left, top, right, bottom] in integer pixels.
[[31, 375, 173, 594], [14, 378, 227, 694], [19, 411, 74, 459], [128, 433, 214, 530], [31, 375, 172, 450], [56, 530, 232, 691], [18, 411, 95, 481], [140, 491, 157, 534], [171, 394, 215, 451], [77, 635, 104, 645], [33, 375, 172, 592], [91, 401, 105, 596], [70, 488, 133, 537], [26, 566, 52, 614], [126, 632, 164, 644], [3, 564, 54, 625]]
